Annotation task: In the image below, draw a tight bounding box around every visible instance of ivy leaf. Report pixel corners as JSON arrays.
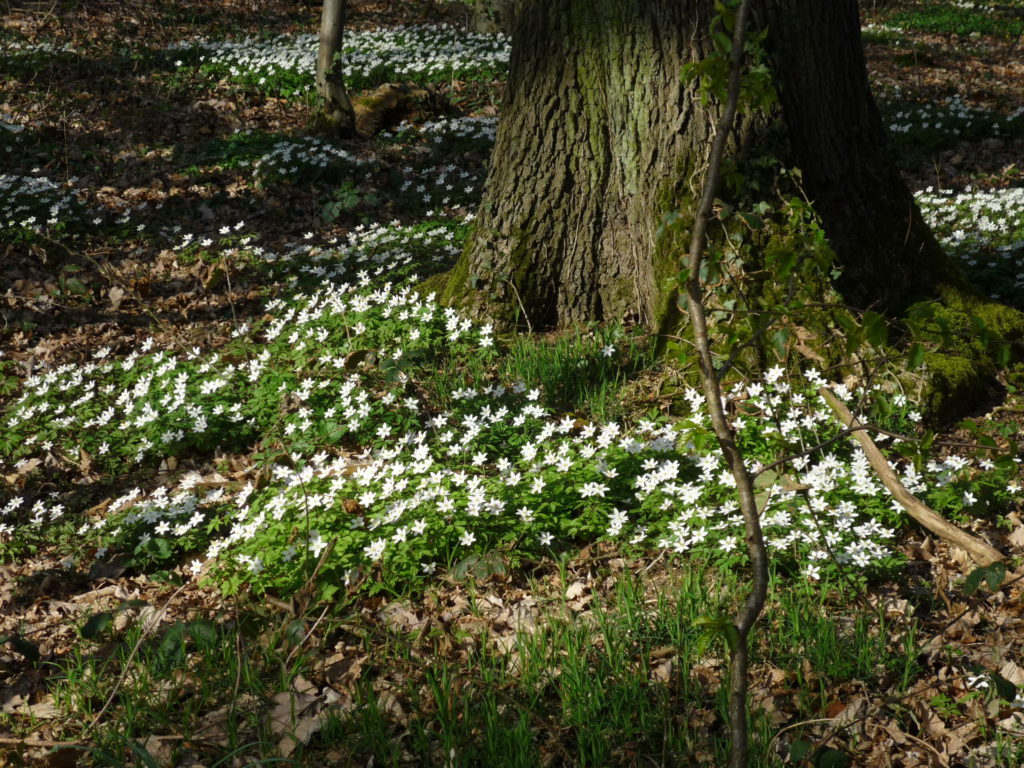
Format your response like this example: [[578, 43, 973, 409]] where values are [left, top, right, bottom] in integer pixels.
[[737, 211, 764, 230]]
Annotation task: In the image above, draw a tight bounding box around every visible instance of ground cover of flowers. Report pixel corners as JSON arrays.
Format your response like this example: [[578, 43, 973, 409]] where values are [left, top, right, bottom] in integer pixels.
[[1, 1, 1024, 766]]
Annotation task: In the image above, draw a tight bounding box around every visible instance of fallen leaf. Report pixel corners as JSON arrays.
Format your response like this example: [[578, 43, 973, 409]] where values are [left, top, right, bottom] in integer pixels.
[[651, 657, 674, 683], [108, 285, 126, 311], [278, 712, 323, 758]]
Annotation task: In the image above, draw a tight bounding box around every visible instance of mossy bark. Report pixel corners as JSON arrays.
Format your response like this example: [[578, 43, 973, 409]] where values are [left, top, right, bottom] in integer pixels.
[[441, 0, 718, 329], [909, 287, 1024, 420], [441, 0, 980, 336]]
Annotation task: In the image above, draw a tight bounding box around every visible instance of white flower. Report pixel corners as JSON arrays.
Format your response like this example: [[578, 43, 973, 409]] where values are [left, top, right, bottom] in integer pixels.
[[364, 537, 387, 561], [580, 482, 609, 498]]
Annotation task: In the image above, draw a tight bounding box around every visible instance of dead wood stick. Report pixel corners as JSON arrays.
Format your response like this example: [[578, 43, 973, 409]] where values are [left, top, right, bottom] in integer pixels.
[[0, 737, 80, 747], [818, 387, 1003, 566]]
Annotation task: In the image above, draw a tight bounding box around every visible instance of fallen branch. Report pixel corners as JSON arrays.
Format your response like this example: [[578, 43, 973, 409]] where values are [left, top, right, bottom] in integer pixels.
[[819, 387, 1003, 566], [0, 737, 81, 748]]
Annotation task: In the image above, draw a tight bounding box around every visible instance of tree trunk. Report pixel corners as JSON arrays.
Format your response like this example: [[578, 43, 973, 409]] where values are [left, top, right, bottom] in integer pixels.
[[317, 0, 356, 136], [470, 0, 517, 35], [441, 0, 968, 330]]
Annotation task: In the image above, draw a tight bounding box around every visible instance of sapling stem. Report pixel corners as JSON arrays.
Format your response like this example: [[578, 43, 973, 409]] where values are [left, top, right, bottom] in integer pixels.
[[682, 1, 766, 766]]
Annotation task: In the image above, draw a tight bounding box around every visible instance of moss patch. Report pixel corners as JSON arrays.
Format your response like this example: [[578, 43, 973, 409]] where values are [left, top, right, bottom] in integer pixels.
[[919, 351, 993, 422], [905, 285, 1024, 423]]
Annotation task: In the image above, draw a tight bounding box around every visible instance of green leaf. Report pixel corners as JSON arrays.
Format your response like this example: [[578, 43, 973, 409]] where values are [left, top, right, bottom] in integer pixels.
[[656, 210, 681, 237], [862, 311, 888, 348], [985, 562, 1007, 592], [187, 619, 217, 645], [64, 277, 89, 295], [770, 248, 799, 279], [919, 430, 935, 454], [907, 342, 925, 370], [283, 619, 306, 646], [737, 211, 764, 230], [995, 342, 1011, 367], [157, 622, 187, 661], [990, 672, 1017, 703], [721, 623, 741, 654], [790, 740, 813, 762], [964, 567, 986, 596], [771, 328, 789, 360], [452, 551, 508, 582], [82, 612, 114, 640], [713, 29, 732, 55], [9, 634, 40, 662], [964, 562, 1004, 596]]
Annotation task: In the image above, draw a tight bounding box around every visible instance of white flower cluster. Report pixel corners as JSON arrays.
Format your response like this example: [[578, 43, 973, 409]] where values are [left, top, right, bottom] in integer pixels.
[[916, 185, 1024, 299], [254, 221, 462, 284], [2, 203, 1017, 592], [252, 136, 369, 183], [169, 24, 510, 91], [0, 173, 81, 233], [887, 95, 1022, 139], [4, 40, 76, 54], [382, 116, 498, 145], [249, 125, 487, 214]]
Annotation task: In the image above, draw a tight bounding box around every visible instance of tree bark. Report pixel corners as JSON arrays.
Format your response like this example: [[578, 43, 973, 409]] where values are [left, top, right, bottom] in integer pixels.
[[317, 0, 356, 136], [470, 0, 517, 35], [442, 0, 969, 330], [758, 0, 963, 311]]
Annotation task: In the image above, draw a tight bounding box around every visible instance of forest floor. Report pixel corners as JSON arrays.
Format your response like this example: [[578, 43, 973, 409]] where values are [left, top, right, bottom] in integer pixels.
[[1, 1, 1024, 766]]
